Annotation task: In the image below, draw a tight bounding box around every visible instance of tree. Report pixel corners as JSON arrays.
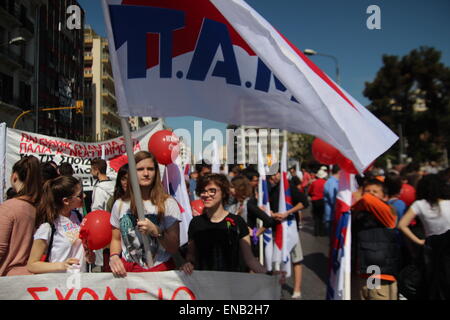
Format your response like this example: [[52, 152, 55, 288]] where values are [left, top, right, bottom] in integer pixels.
[[287, 132, 314, 164], [364, 47, 450, 165]]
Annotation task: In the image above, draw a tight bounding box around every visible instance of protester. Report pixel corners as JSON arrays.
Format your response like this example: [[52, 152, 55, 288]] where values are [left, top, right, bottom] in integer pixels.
[[308, 169, 327, 236], [241, 168, 259, 191], [385, 173, 407, 219], [58, 162, 74, 177], [351, 179, 400, 300], [230, 175, 275, 259], [228, 164, 242, 182], [268, 171, 309, 299], [289, 173, 304, 229], [91, 158, 115, 211], [109, 151, 181, 277], [196, 162, 212, 178], [90, 158, 115, 272], [181, 173, 268, 275], [41, 161, 59, 183], [300, 167, 312, 193], [106, 164, 129, 213], [398, 174, 450, 299], [27, 176, 94, 274], [323, 165, 340, 236], [0, 156, 42, 276], [188, 171, 199, 201]]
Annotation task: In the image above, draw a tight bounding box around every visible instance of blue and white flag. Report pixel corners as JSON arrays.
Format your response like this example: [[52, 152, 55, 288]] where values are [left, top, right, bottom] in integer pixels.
[[326, 171, 354, 300], [273, 141, 298, 277]]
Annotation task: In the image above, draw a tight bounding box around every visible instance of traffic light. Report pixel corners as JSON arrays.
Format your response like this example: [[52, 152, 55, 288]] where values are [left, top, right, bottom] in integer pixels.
[[75, 100, 84, 114]]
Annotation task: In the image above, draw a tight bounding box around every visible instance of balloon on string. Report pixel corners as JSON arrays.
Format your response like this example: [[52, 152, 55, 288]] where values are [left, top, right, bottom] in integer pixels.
[[311, 138, 341, 165], [190, 200, 205, 216], [79, 210, 112, 250], [148, 130, 180, 165]]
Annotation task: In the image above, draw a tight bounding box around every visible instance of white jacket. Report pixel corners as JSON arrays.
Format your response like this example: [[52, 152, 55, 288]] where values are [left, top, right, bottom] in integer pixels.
[[91, 179, 115, 212]]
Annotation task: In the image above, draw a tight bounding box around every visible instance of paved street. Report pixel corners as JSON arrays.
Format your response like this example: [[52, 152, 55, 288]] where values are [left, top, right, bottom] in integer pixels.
[[281, 206, 330, 300]]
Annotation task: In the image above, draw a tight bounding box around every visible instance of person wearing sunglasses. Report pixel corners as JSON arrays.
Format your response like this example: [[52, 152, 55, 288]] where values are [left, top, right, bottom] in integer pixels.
[[180, 173, 270, 275], [109, 151, 181, 277], [27, 176, 94, 274]]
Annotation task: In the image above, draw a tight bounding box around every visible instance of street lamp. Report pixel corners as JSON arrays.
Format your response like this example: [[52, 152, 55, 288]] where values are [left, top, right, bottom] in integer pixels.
[[304, 48, 341, 85]]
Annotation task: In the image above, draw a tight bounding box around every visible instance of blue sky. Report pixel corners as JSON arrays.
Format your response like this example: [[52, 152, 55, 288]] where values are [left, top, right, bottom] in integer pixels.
[[79, 0, 450, 144]]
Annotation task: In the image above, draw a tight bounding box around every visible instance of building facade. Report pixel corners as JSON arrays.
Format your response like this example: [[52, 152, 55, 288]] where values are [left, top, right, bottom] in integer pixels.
[[37, 0, 84, 138], [83, 25, 121, 141], [0, 0, 84, 138], [0, 0, 44, 132]]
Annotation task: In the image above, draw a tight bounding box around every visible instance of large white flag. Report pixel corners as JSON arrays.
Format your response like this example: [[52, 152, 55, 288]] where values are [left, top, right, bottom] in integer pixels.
[[102, 0, 397, 172], [257, 141, 273, 271], [162, 163, 193, 246]]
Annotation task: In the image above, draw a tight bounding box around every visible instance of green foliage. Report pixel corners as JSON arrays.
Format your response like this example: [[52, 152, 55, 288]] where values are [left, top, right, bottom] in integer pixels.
[[287, 132, 314, 163], [364, 47, 450, 165]]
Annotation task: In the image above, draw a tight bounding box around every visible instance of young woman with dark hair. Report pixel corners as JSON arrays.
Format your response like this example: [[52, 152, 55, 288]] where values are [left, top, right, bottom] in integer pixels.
[[0, 156, 42, 276], [27, 176, 94, 274], [109, 151, 181, 277], [106, 163, 129, 213], [180, 173, 268, 275], [398, 174, 450, 299], [230, 175, 275, 259]]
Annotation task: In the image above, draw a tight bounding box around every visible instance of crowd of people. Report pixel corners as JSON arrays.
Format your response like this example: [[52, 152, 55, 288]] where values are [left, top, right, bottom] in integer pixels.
[[0, 153, 449, 300]]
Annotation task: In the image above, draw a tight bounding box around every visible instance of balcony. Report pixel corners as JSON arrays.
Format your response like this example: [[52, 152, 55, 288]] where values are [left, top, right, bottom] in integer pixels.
[[103, 128, 120, 139], [101, 53, 110, 62], [102, 110, 121, 125], [102, 87, 116, 103], [84, 68, 93, 78], [102, 72, 114, 84], [84, 52, 93, 62]]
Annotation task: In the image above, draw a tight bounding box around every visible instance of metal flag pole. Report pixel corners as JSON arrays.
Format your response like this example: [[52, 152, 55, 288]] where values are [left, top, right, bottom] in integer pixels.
[[120, 117, 153, 267]]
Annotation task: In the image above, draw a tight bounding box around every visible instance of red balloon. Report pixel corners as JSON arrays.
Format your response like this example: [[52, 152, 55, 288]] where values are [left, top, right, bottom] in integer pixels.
[[148, 130, 180, 165], [79, 210, 112, 250], [399, 183, 416, 207], [312, 138, 341, 165], [190, 200, 205, 216], [336, 154, 359, 174]]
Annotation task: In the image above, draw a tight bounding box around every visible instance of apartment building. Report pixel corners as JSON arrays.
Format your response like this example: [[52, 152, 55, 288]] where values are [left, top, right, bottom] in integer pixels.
[[83, 25, 121, 141]]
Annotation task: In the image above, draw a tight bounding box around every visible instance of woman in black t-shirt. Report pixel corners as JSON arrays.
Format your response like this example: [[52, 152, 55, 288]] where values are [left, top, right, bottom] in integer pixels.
[[180, 174, 268, 274]]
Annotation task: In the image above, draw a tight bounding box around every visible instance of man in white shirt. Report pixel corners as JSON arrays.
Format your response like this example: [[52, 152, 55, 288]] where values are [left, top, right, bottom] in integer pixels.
[[90, 158, 115, 272]]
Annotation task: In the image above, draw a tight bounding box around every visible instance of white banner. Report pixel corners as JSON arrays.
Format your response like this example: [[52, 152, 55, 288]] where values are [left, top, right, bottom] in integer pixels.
[[0, 271, 280, 300], [5, 120, 163, 192]]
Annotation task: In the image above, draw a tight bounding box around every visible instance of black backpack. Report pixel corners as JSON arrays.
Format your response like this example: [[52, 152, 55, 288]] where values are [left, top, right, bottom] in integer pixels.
[[41, 223, 56, 262]]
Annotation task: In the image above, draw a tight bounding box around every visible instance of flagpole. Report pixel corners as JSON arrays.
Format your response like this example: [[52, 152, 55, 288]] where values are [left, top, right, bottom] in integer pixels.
[[258, 219, 264, 264], [120, 117, 153, 267]]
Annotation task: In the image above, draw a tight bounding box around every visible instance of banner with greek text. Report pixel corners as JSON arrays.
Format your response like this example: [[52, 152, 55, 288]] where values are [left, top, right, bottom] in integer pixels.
[[5, 120, 163, 192], [0, 271, 280, 300]]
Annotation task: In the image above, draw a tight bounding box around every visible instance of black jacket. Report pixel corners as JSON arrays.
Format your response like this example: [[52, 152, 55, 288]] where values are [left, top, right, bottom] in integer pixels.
[[352, 210, 401, 276]]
